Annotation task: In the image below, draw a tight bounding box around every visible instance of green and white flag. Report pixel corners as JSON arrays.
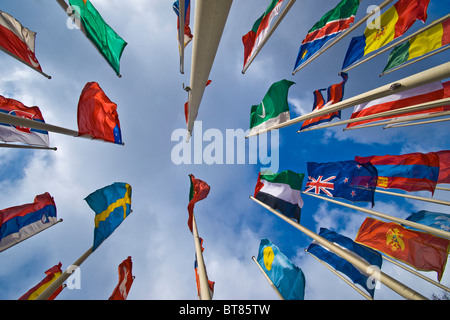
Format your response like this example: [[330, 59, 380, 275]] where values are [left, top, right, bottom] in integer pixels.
[[249, 79, 295, 135]]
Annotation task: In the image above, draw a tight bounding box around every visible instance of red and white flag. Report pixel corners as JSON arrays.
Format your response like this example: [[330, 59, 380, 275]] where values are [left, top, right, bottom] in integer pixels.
[[108, 256, 134, 300]]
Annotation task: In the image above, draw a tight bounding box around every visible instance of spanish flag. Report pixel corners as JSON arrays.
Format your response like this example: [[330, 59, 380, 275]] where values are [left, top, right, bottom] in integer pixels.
[[19, 263, 63, 300], [355, 217, 450, 281]]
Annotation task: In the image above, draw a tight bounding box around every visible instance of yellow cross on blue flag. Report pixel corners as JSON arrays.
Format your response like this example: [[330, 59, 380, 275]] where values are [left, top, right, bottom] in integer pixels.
[[84, 182, 132, 251]]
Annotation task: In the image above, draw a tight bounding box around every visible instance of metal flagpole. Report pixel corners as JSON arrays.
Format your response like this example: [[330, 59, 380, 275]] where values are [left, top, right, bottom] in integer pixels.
[[301, 192, 450, 240], [0, 46, 51, 79], [251, 256, 284, 300], [0, 143, 57, 151], [191, 212, 211, 300], [374, 189, 450, 206], [246, 61, 450, 138], [35, 246, 94, 300], [178, 0, 185, 74], [436, 186, 450, 192], [242, 0, 296, 74], [384, 115, 450, 129], [292, 0, 395, 75], [249, 196, 427, 300]]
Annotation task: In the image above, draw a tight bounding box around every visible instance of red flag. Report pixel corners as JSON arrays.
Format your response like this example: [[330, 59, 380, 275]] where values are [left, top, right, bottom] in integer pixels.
[[194, 238, 215, 298], [187, 174, 210, 233], [184, 80, 211, 124], [19, 262, 63, 300], [355, 217, 450, 281], [108, 256, 134, 300], [437, 150, 450, 184], [77, 82, 122, 145]]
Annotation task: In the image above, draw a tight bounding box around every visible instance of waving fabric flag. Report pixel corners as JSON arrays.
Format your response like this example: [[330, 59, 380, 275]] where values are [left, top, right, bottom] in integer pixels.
[[346, 81, 450, 129], [355, 152, 440, 194], [19, 263, 63, 300], [300, 73, 348, 131], [293, 0, 360, 71], [307, 228, 382, 298], [69, 0, 127, 76], [406, 210, 450, 232], [242, 0, 284, 69], [0, 10, 43, 72], [342, 0, 429, 70], [437, 150, 450, 183], [77, 82, 122, 145], [254, 170, 304, 223], [0, 96, 49, 147], [355, 217, 450, 281], [194, 238, 215, 299], [85, 182, 132, 251], [305, 160, 378, 206], [0, 193, 57, 252], [173, 0, 193, 47], [249, 79, 295, 135], [383, 18, 450, 73], [256, 238, 305, 300], [109, 256, 134, 300], [187, 174, 210, 233]]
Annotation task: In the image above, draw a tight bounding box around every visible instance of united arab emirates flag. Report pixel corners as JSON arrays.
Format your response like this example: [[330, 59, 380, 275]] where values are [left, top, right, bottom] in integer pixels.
[[254, 170, 304, 222], [249, 79, 294, 135]]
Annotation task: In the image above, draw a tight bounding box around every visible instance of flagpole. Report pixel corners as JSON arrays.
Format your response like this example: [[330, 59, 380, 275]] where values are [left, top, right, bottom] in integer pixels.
[[340, 14, 450, 74], [35, 246, 94, 300], [251, 256, 285, 300], [374, 189, 450, 206], [301, 192, 450, 240], [242, 0, 296, 74], [0, 143, 57, 151], [384, 115, 450, 129], [436, 186, 450, 192], [250, 196, 427, 300], [178, 0, 185, 74], [0, 46, 51, 79], [191, 212, 211, 300], [292, 0, 394, 75], [246, 61, 450, 138], [305, 250, 372, 300]]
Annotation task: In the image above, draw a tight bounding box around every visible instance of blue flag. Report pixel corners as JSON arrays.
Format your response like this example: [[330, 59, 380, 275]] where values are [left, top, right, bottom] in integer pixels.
[[305, 160, 378, 206], [85, 182, 132, 251], [256, 238, 305, 300], [405, 210, 450, 232], [307, 228, 382, 298]]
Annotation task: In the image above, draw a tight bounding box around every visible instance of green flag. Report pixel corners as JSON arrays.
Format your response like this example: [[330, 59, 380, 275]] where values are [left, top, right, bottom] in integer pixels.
[[249, 79, 295, 135], [69, 0, 127, 76]]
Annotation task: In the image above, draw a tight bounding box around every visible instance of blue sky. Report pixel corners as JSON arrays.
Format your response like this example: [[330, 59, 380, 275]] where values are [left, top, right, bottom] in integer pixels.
[[0, 0, 449, 301]]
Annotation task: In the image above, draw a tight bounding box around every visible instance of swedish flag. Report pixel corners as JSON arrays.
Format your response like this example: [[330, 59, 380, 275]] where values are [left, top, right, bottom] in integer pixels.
[[85, 182, 132, 251]]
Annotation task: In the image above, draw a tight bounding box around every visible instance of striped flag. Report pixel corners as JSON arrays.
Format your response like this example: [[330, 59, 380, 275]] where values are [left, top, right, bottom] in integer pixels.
[[437, 150, 450, 184], [109, 256, 134, 300], [19, 263, 64, 300], [0, 193, 58, 252], [194, 238, 214, 299], [173, 0, 193, 47], [254, 170, 304, 223]]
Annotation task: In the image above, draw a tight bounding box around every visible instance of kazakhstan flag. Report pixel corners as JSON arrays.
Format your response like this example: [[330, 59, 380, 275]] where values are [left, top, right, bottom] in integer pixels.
[[256, 238, 305, 300], [85, 182, 132, 251]]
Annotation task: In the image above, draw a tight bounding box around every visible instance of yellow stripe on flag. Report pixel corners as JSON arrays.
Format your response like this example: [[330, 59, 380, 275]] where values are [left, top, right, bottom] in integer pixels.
[[27, 272, 62, 300], [94, 184, 131, 228]]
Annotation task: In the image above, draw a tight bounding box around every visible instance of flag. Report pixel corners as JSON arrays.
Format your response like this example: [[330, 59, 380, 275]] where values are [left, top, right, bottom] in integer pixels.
[[346, 81, 450, 129], [0, 10, 43, 71], [355, 151, 440, 194], [405, 210, 450, 232], [355, 217, 450, 281], [84, 182, 132, 251], [242, 0, 284, 69], [383, 17, 450, 73], [293, 0, 360, 71], [19, 263, 63, 300], [300, 73, 348, 131], [256, 238, 305, 300], [109, 256, 134, 300], [342, 0, 430, 70], [184, 80, 211, 124], [254, 170, 304, 223], [77, 81, 122, 145], [194, 238, 214, 299], [307, 228, 382, 298], [69, 0, 127, 76], [304, 160, 378, 206], [173, 0, 193, 47], [249, 79, 295, 135], [0, 192, 57, 252], [187, 174, 210, 233], [437, 150, 450, 184], [0, 95, 49, 147]]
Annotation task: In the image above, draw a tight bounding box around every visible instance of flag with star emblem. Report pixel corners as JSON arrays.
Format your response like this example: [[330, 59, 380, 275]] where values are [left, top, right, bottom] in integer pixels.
[[305, 160, 378, 206]]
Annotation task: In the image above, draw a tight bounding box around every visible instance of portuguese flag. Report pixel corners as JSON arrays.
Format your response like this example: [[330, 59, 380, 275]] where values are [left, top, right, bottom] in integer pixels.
[[187, 174, 210, 233]]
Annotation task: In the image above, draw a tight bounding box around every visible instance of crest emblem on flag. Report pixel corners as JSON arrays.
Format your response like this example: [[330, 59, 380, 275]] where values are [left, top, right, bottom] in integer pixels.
[[386, 228, 405, 252], [304, 175, 336, 197]]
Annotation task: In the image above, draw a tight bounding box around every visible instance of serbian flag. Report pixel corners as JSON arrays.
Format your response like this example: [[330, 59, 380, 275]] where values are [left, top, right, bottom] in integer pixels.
[[173, 0, 193, 47], [0, 193, 58, 252], [109, 256, 134, 300], [77, 82, 122, 145], [342, 0, 429, 70], [437, 150, 450, 184], [0, 95, 49, 147], [0, 10, 43, 72], [355, 217, 450, 281], [355, 151, 440, 194], [346, 81, 450, 129], [19, 262, 63, 300], [300, 73, 348, 131], [187, 174, 210, 233]]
